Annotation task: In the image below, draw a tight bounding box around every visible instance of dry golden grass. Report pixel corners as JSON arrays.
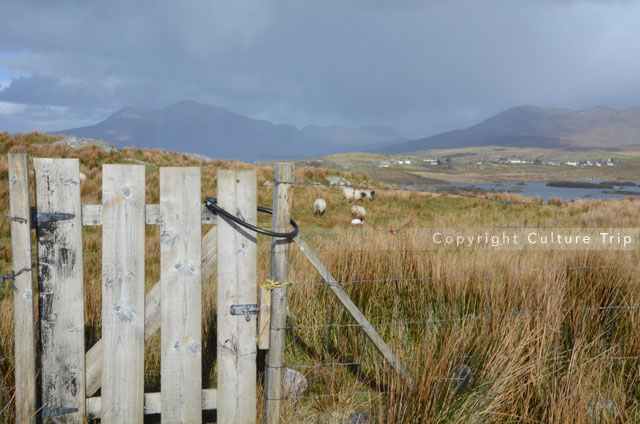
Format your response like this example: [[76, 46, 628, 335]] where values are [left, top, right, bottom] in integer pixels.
[[0, 132, 639, 423]]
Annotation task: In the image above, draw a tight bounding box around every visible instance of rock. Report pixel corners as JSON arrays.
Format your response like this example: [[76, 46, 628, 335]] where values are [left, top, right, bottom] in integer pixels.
[[123, 158, 156, 167], [79, 172, 87, 182], [450, 364, 473, 394], [283, 368, 307, 398], [586, 398, 617, 422], [263, 180, 273, 186], [184, 152, 213, 163], [53, 137, 117, 153], [348, 412, 371, 423], [327, 176, 353, 187]]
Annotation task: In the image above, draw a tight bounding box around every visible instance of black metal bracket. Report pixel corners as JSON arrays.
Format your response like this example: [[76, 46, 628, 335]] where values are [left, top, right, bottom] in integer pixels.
[[38, 406, 79, 419], [230, 304, 260, 321], [30, 206, 75, 229]]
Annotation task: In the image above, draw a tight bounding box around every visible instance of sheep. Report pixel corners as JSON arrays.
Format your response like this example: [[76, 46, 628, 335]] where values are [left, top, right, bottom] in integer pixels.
[[351, 218, 364, 225], [313, 198, 327, 216], [342, 187, 366, 202], [351, 205, 366, 221], [363, 190, 375, 201]]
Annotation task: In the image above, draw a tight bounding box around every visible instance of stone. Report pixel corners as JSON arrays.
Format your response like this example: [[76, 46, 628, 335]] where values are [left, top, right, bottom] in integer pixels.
[[283, 368, 308, 398], [184, 152, 213, 163], [53, 136, 117, 153], [263, 180, 273, 186], [450, 364, 473, 394], [327, 176, 353, 187], [348, 412, 371, 423]]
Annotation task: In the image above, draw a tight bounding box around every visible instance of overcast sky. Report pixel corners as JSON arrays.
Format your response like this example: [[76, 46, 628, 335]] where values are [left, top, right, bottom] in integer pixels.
[[1, 0, 639, 136]]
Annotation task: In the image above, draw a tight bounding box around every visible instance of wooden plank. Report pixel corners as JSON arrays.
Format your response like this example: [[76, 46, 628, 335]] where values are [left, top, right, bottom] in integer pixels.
[[217, 169, 257, 424], [85, 389, 218, 419], [33, 158, 86, 423], [81, 204, 216, 226], [7, 153, 37, 424], [81, 204, 102, 225], [295, 237, 415, 389], [160, 167, 202, 423], [101, 165, 146, 423], [84, 225, 218, 397], [264, 163, 294, 424]]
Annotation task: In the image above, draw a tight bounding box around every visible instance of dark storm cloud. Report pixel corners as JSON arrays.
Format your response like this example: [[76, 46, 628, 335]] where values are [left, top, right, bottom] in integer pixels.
[[0, 0, 639, 133]]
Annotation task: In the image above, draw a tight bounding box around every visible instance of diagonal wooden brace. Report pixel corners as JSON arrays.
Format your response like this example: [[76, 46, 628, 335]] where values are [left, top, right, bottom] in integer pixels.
[[85, 226, 217, 397]]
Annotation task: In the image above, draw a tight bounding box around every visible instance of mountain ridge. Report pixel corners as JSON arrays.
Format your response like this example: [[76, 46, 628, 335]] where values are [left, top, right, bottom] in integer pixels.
[[377, 105, 640, 154], [51, 100, 411, 161]]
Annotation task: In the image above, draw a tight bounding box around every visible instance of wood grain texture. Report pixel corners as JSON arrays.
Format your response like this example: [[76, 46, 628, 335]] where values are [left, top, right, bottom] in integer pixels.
[[264, 163, 294, 424], [34, 158, 86, 423], [81, 204, 216, 226], [101, 165, 145, 423], [295, 237, 415, 389], [85, 389, 217, 419], [217, 170, 257, 424], [160, 167, 202, 423], [84, 225, 218, 397], [8, 153, 37, 424]]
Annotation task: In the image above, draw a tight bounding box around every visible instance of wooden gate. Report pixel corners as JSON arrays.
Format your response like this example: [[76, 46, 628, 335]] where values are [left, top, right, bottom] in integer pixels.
[[7, 154, 258, 423]]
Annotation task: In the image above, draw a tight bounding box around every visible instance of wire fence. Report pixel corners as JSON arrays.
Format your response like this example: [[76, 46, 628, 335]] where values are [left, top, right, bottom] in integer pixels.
[[274, 177, 640, 207], [275, 215, 640, 412]]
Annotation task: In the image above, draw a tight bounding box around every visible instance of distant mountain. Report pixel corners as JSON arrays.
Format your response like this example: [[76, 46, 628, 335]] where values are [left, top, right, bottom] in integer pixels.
[[378, 105, 640, 154], [51, 100, 413, 161]]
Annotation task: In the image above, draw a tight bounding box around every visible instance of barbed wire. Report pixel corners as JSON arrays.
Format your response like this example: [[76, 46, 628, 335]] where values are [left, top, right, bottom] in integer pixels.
[[274, 178, 640, 207], [284, 304, 640, 331], [277, 224, 640, 406], [284, 264, 640, 289], [297, 216, 640, 239]]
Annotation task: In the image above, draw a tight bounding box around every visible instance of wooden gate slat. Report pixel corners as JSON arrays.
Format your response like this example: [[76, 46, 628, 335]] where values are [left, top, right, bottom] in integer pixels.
[[101, 165, 146, 423], [217, 170, 257, 424], [160, 167, 202, 423], [33, 158, 85, 423], [84, 225, 218, 398], [8, 153, 37, 424]]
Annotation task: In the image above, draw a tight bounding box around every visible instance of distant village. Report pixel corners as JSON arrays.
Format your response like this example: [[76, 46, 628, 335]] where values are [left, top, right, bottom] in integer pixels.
[[377, 156, 618, 168]]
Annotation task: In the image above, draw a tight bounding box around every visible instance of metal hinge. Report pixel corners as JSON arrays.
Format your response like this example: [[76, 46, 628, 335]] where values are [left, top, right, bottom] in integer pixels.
[[30, 206, 75, 229], [230, 304, 260, 321], [38, 406, 79, 419]]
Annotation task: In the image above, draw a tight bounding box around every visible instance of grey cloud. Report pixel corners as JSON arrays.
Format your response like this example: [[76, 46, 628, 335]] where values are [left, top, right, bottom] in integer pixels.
[[0, 0, 639, 134]]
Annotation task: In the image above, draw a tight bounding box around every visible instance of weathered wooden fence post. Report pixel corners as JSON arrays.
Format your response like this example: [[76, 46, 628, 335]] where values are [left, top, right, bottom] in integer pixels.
[[101, 165, 146, 422], [264, 162, 294, 424], [217, 169, 257, 424], [161, 167, 202, 423], [34, 158, 85, 423], [8, 153, 37, 423]]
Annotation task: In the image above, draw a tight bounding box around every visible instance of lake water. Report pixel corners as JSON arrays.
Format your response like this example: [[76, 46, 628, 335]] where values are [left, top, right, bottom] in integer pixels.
[[456, 180, 640, 201]]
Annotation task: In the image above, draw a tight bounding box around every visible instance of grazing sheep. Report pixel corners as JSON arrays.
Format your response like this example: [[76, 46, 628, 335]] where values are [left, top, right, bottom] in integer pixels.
[[351, 218, 364, 225], [313, 198, 327, 216], [363, 190, 375, 201], [342, 187, 366, 202], [351, 205, 366, 220]]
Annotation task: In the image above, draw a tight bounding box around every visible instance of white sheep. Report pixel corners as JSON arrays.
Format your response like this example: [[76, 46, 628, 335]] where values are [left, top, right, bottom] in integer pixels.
[[313, 198, 327, 216], [363, 190, 375, 200], [351, 218, 364, 225], [342, 187, 366, 202], [351, 205, 366, 221]]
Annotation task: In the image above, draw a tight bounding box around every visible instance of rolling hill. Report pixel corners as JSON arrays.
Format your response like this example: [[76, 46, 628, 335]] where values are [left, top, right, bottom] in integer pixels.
[[378, 105, 640, 154], [51, 100, 411, 162]]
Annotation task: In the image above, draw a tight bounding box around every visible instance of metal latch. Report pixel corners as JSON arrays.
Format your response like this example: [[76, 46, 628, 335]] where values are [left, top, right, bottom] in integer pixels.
[[30, 206, 75, 229], [230, 304, 260, 321], [39, 406, 79, 419]]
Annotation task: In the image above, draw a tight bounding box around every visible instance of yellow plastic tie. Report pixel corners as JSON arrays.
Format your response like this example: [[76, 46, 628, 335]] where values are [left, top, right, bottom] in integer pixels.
[[261, 278, 291, 290], [256, 279, 293, 343]]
